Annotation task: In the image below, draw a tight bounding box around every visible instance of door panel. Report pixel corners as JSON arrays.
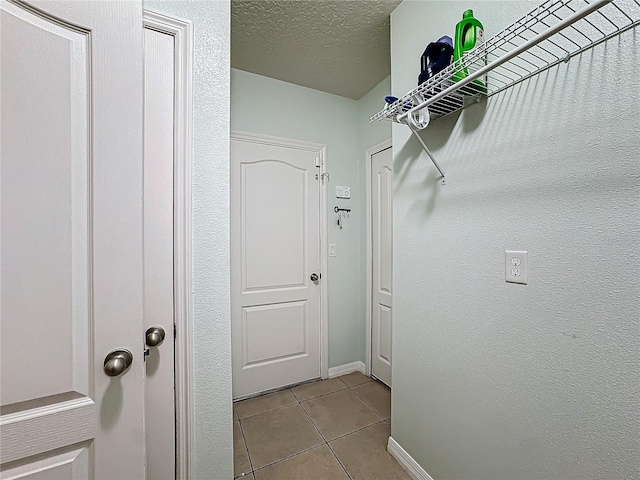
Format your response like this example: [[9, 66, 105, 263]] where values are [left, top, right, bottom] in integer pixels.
[[243, 161, 306, 290], [1, 2, 90, 408], [1, 443, 90, 480], [0, 1, 144, 478], [371, 146, 393, 386], [377, 305, 392, 364], [143, 26, 176, 480], [244, 301, 308, 365], [231, 137, 321, 398]]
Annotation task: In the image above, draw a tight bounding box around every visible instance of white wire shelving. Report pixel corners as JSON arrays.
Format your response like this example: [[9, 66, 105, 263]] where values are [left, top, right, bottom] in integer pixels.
[[371, 0, 640, 183]]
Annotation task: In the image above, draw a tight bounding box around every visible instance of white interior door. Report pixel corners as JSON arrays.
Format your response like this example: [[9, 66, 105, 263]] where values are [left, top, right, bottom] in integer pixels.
[[371, 146, 393, 387], [0, 1, 145, 478], [143, 25, 176, 480], [231, 135, 321, 398]]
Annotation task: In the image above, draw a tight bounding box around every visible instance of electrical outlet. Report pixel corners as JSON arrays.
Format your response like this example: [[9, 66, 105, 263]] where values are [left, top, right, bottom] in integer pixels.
[[329, 244, 336, 257], [506, 250, 528, 284]]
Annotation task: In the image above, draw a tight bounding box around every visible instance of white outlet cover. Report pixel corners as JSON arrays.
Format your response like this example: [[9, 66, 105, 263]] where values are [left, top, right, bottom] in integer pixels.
[[506, 250, 528, 284], [329, 244, 336, 257]]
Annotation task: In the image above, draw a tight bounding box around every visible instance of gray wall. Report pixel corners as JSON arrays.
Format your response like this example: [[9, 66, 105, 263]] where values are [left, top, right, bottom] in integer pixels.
[[390, 1, 640, 479], [231, 70, 391, 368], [143, 1, 232, 478]]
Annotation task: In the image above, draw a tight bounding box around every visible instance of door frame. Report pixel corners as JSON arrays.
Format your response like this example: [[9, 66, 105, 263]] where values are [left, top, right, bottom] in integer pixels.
[[143, 10, 194, 479], [365, 138, 392, 377], [230, 130, 330, 383]]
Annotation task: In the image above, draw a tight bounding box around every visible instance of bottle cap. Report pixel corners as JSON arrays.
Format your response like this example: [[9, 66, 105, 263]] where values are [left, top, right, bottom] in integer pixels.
[[437, 35, 453, 48], [463, 9, 474, 19]]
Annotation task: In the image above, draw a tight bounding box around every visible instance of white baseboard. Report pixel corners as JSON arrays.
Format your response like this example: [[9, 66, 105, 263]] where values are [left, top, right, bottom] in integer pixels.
[[327, 361, 365, 378], [387, 436, 434, 480]]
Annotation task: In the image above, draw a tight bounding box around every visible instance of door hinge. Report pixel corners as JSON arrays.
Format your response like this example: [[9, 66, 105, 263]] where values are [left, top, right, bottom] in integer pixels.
[[173, 324, 177, 339], [315, 156, 320, 168]]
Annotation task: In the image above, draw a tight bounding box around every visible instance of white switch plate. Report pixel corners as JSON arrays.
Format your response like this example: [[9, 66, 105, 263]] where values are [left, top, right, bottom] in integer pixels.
[[335, 186, 351, 199], [505, 250, 528, 284], [329, 244, 336, 257]]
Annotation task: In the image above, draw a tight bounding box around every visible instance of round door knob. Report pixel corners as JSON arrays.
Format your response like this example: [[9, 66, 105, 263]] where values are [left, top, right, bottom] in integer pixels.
[[310, 273, 319, 282], [145, 326, 166, 347], [103, 349, 133, 377]]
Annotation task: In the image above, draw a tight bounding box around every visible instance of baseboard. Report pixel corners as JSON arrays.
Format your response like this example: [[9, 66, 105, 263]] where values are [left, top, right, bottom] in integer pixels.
[[387, 436, 434, 480], [327, 361, 365, 378]]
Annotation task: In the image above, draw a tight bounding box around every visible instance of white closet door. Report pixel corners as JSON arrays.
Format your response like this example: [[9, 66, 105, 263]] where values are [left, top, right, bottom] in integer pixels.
[[1, 1, 145, 478], [371, 146, 393, 387], [143, 25, 176, 480]]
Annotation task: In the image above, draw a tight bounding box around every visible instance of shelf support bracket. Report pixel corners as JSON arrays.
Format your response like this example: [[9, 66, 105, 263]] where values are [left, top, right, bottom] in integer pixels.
[[407, 125, 446, 185]]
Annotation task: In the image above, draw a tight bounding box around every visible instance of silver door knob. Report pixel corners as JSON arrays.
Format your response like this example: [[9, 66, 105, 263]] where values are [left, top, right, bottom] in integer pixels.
[[310, 273, 319, 282], [103, 349, 133, 377], [145, 326, 166, 347]]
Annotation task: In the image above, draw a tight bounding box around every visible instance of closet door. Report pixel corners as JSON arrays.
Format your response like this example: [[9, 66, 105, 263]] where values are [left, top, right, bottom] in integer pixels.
[[371, 146, 393, 387], [1, 1, 145, 477]]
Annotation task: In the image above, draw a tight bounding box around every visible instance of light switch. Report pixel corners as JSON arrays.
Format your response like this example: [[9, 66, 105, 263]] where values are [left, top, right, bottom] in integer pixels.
[[506, 250, 528, 284], [329, 244, 336, 257]]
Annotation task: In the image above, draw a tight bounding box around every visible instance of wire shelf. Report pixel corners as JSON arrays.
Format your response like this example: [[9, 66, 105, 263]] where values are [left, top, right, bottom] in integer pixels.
[[371, 0, 640, 127]]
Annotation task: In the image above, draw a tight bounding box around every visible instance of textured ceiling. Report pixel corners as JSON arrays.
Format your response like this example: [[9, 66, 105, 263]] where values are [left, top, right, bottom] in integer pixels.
[[231, 0, 402, 100]]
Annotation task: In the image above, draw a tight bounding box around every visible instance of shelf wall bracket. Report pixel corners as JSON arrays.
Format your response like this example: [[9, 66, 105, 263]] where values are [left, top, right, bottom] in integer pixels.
[[405, 114, 446, 185]]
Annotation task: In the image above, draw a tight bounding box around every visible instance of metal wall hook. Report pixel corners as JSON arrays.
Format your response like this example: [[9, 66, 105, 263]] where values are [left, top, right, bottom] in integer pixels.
[[335, 206, 351, 229]]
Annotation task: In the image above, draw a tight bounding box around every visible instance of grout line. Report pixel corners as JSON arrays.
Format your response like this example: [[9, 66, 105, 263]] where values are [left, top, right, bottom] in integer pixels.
[[325, 418, 388, 480], [237, 416, 255, 476], [302, 382, 386, 442], [290, 387, 301, 402], [345, 378, 374, 389], [295, 386, 349, 404], [348, 381, 387, 421], [327, 419, 387, 443], [335, 376, 349, 388], [235, 390, 298, 420], [326, 440, 354, 480], [289, 384, 345, 403], [298, 395, 329, 444], [233, 378, 319, 403], [251, 443, 326, 473], [239, 376, 364, 417]]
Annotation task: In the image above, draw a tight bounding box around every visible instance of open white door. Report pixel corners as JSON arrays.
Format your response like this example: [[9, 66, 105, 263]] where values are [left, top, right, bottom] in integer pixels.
[[371, 145, 393, 387], [1, 1, 145, 478]]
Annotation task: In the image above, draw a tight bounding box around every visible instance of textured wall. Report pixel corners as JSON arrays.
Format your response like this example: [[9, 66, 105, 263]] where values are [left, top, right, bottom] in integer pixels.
[[231, 69, 363, 368], [391, 1, 640, 479], [143, 1, 232, 478]]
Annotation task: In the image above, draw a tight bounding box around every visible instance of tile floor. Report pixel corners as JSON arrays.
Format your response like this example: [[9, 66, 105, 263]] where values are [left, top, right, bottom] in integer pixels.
[[233, 372, 410, 480]]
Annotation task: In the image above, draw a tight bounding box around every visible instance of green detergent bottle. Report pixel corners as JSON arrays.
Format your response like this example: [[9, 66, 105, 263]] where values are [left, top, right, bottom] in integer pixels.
[[452, 9, 486, 94]]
